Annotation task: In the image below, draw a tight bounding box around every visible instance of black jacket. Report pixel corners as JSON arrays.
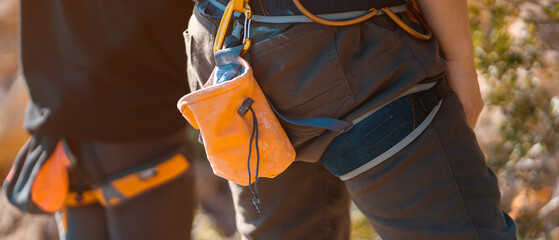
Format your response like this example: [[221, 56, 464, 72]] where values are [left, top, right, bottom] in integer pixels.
[[21, 0, 194, 141]]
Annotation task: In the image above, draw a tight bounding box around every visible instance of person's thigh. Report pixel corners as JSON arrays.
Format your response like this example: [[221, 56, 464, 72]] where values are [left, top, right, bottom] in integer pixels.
[[65, 130, 196, 240], [229, 161, 351, 240], [59, 166, 196, 240], [104, 170, 195, 240], [344, 93, 517, 240], [58, 203, 110, 240]]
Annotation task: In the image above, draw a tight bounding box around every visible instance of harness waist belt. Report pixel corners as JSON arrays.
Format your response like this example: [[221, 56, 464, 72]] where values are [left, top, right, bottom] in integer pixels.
[[210, 0, 410, 23], [215, 0, 409, 15]]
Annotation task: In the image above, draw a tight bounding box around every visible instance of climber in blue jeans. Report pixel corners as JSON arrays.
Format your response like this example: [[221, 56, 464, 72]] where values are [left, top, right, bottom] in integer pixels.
[[185, 0, 517, 239]]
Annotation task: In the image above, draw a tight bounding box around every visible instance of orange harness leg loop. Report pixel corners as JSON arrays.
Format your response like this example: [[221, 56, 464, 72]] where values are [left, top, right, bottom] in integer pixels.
[[94, 154, 190, 206]]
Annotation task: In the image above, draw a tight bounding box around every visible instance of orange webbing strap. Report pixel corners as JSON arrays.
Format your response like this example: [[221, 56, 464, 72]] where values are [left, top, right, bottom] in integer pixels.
[[31, 141, 71, 213], [58, 155, 188, 232], [94, 154, 190, 206], [292, 0, 379, 26], [382, 3, 432, 40], [65, 190, 99, 207]]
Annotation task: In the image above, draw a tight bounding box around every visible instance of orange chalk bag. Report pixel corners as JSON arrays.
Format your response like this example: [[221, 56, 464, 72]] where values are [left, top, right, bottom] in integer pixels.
[[178, 0, 296, 212]]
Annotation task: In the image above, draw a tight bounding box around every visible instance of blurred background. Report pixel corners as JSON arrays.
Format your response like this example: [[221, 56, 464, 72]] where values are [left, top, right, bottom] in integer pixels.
[[1, 0, 558, 239]]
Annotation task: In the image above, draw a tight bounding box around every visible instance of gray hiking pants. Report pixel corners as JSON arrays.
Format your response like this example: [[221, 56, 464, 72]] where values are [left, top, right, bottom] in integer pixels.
[[228, 92, 517, 240], [186, 1, 517, 239]]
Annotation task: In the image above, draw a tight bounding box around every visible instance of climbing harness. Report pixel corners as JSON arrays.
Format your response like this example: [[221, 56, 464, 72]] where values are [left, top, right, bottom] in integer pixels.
[[291, 0, 431, 39], [208, 0, 431, 40], [3, 135, 191, 215], [179, 0, 437, 213]]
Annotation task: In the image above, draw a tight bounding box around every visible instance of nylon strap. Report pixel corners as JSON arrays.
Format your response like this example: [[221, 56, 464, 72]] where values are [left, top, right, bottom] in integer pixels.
[[267, 100, 353, 132], [207, 0, 408, 23]]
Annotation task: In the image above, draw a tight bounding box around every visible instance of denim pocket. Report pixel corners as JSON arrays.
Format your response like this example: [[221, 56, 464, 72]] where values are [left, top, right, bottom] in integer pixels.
[[320, 95, 415, 177]]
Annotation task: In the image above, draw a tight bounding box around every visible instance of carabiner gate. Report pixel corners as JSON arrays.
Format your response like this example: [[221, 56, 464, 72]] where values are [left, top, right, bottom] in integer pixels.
[[213, 0, 252, 54]]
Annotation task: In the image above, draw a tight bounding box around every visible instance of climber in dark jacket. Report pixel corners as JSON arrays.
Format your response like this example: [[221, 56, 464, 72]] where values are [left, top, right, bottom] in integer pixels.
[[16, 0, 197, 239]]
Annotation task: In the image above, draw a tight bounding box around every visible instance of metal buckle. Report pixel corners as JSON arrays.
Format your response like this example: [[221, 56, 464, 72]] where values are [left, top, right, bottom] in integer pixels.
[[213, 0, 252, 54]]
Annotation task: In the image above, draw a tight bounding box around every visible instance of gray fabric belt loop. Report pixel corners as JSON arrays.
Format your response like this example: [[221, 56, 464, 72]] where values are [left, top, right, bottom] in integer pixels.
[[207, 0, 408, 23]]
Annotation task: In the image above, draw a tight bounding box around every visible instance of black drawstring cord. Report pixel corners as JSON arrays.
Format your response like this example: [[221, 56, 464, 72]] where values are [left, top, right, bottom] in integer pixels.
[[247, 106, 261, 213], [238, 98, 262, 213]]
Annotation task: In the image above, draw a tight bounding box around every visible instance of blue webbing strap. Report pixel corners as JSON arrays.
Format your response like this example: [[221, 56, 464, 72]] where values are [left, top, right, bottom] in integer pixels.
[[267, 101, 353, 132]]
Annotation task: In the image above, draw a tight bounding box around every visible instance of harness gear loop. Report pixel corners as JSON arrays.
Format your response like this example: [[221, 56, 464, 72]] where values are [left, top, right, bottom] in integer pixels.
[[292, 0, 378, 26], [382, 4, 432, 40], [214, 0, 252, 54], [290, 0, 431, 40]]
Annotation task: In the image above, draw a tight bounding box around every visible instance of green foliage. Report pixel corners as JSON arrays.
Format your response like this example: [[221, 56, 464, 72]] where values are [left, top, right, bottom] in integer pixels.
[[350, 205, 378, 240], [471, 0, 558, 170], [470, 0, 559, 238], [543, 3, 559, 20]]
